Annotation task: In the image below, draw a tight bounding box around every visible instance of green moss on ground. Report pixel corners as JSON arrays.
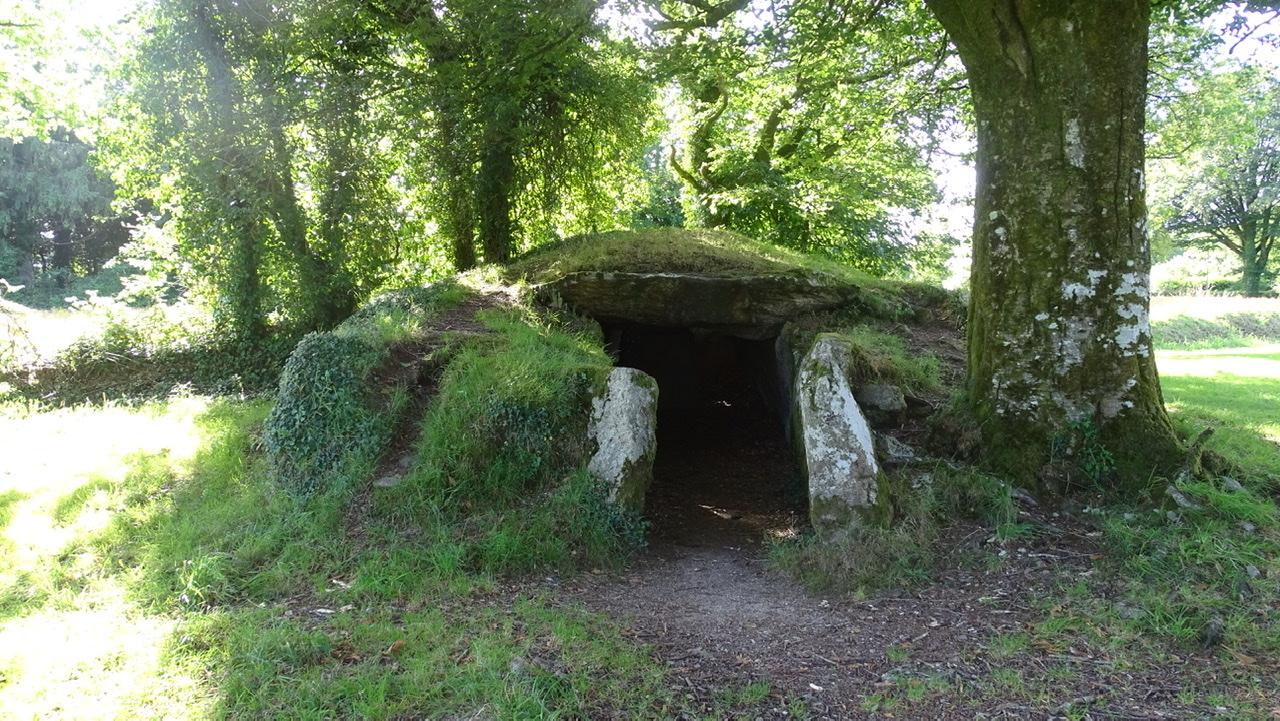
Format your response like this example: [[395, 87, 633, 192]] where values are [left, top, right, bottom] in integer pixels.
[[510, 228, 841, 281]]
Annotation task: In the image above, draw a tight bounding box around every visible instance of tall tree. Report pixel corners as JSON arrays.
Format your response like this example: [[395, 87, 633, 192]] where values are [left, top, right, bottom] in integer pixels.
[[0, 131, 117, 288], [652, 0, 961, 272], [923, 0, 1183, 487], [1162, 72, 1279, 296], [370, 0, 653, 267]]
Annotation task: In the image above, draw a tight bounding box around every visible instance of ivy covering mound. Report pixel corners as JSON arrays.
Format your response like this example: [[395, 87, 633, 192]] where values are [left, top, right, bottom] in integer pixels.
[[263, 282, 471, 494]]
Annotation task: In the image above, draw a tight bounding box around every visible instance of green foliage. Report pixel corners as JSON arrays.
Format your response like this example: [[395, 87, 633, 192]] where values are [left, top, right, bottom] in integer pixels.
[[1151, 68, 1280, 297], [1050, 418, 1118, 489], [651, 0, 959, 273], [263, 283, 466, 494], [0, 132, 128, 293], [770, 465, 1017, 594], [1151, 247, 1254, 297], [366, 0, 655, 265]]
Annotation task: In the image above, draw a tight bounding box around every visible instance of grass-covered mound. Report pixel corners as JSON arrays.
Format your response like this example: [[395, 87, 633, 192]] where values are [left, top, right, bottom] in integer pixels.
[[376, 307, 645, 573], [261, 230, 966, 573], [262, 273, 641, 573]]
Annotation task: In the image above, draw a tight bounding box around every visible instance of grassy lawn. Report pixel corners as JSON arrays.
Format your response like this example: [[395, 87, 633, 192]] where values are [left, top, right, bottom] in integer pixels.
[[0, 398, 685, 719], [1160, 344, 1280, 478]]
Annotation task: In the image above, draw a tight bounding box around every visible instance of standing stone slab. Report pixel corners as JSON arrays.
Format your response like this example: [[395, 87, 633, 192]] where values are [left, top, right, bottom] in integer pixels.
[[796, 334, 881, 538], [587, 367, 659, 513]]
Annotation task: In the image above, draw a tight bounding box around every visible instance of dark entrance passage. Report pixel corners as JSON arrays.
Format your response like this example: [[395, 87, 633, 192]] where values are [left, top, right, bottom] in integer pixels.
[[603, 323, 805, 548]]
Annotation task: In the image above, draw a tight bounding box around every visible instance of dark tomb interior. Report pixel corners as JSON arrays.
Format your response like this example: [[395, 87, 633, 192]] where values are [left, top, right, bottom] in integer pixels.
[[602, 322, 806, 549]]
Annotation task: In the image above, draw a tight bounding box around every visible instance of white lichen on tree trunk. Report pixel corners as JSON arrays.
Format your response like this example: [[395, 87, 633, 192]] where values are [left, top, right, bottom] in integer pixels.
[[924, 0, 1181, 486]]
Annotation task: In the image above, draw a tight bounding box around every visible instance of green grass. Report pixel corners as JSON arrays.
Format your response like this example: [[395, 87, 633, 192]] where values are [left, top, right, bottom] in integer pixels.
[[0, 278, 688, 717], [1151, 295, 1280, 350], [828, 324, 943, 394], [1160, 345, 1280, 480], [769, 464, 1016, 593], [1006, 341, 1280, 677], [0, 396, 682, 719]]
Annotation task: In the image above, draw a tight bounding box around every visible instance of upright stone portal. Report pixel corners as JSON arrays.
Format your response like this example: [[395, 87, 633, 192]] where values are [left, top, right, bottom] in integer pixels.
[[587, 367, 659, 513], [796, 334, 881, 538]]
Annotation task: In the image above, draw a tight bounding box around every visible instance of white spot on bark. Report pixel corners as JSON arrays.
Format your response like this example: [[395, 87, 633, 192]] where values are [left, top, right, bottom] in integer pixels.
[[1114, 272, 1149, 299], [1065, 118, 1085, 168], [1035, 312, 1050, 321], [1062, 282, 1095, 300]]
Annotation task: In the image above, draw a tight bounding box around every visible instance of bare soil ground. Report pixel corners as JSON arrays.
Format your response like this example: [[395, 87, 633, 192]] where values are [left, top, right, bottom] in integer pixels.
[[566, 511, 1263, 719]]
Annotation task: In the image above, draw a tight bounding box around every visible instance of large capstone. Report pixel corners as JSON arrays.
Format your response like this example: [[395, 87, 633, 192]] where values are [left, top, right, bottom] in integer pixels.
[[796, 334, 881, 538], [538, 271, 861, 339], [587, 367, 659, 513]]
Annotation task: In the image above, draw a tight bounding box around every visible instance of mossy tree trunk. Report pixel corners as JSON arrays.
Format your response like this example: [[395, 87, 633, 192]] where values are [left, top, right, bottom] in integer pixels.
[[477, 118, 517, 264], [925, 0, 1182, 488]]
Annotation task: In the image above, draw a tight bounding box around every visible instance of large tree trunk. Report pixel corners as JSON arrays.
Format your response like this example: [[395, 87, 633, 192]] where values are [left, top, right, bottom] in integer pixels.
[[925, 0, 1181, 488], [434, 108, 478, 271], [477, 120, 517, 264]]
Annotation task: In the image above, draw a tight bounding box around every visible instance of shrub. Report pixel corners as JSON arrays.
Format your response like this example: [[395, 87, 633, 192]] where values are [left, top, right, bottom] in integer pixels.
[[1152, 312, 1280, 349], [263, 282, 466, 494], [1151, 247, 1247, 296]]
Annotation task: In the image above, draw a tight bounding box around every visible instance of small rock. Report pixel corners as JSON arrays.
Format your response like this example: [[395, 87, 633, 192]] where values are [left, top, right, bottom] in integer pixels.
[[1166, 510, 1181, 524], [1165, 486, 1199, 510], [1240, 521, 1258, 534], [874, 433, 918, 466], [855, 383, 907, 427], [1115, 602, 1145, 620], [1009, 486, 1038, 508], [1246, 564, 1261, 579], [857, 383, 907, 413], [1200, 616, 1225, 647], [1222, 477, 1245, 493], [373, 473, 403, 488]]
